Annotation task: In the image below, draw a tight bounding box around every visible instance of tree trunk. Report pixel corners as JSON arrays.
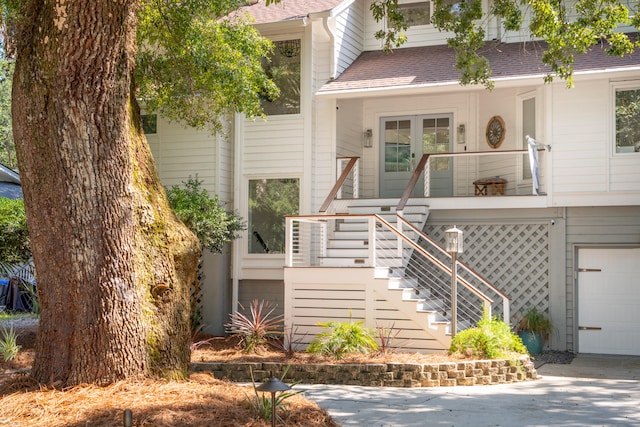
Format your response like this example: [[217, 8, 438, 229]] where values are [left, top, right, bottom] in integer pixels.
[[12, 1, 201, 385]]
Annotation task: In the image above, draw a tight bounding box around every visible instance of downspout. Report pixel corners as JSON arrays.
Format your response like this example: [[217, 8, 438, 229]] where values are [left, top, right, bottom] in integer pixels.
[[322, 15, 337, 80]]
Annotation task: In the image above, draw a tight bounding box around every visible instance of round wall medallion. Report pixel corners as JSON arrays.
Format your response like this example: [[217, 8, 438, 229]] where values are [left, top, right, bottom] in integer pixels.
[[485, 115, 506, 149]]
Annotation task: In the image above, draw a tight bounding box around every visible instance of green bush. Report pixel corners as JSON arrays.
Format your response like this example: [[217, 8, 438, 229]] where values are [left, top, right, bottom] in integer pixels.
[[307, 316, 378, 360], [0, 197, 30, 263], [450, 311, 527, 359], [166, 176, 244, 254]]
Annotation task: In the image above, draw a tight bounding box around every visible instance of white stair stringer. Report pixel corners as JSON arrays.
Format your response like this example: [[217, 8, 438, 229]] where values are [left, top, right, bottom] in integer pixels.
[[371, 276, 451, 353]]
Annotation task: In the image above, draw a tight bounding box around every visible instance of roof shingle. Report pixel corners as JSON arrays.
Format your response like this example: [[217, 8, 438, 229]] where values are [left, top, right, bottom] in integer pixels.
[[320, 35, 640, 93], [239, 0, 345, 24]]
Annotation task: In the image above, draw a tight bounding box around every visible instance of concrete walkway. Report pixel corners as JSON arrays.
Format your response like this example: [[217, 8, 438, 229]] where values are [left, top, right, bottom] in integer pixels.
[[302, 355, 640, 427]]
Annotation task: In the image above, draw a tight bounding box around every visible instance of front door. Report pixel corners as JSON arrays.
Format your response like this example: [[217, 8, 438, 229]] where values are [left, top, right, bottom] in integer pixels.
[[379, 114, 453, 198]]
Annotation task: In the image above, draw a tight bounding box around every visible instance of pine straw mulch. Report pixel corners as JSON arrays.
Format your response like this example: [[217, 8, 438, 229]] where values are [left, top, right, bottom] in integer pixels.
[[0, 330, 340, 427]]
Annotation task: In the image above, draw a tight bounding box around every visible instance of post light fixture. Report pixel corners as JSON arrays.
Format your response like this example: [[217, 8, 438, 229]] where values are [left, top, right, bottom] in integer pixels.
[[364, 128, 373, 148], [445, 226, 463, 337], [256, 376, 291, 427]]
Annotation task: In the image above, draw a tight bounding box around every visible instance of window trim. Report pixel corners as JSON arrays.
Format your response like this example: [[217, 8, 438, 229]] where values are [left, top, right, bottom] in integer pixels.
[[516, 91, 538, 183], [611, 80, 640, 156]]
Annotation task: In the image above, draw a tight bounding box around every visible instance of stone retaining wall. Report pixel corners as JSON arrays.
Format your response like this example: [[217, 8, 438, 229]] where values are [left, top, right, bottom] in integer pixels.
[[192, 356, 537, 388]]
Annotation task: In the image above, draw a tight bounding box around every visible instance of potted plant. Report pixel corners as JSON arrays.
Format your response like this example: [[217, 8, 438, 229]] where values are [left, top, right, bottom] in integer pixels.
[[516, 307, 553, 355]]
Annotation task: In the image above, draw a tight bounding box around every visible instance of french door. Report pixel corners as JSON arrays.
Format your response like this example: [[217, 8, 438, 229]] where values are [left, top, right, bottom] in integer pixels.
[[379, 114, 453, 198]]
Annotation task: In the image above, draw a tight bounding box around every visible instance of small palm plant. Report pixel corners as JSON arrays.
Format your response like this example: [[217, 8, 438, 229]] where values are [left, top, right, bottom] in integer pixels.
[[0, 326, 20, 361], [307, 315, 378, 360], [225, 299, 284, 352]]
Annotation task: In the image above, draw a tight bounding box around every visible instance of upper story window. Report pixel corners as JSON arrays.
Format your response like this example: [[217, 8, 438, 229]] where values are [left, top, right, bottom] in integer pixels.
[[389, 2, 431, 27], [261, 39, 301, 116], [615, 86, 640, 153]]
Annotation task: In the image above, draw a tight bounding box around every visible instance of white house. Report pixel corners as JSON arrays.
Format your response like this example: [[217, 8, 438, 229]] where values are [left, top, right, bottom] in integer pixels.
[[146, 0, 640, 356]]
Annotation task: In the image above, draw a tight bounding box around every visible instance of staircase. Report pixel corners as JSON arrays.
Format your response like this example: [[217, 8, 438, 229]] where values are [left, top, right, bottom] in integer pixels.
[[285, 198, 507, 353]]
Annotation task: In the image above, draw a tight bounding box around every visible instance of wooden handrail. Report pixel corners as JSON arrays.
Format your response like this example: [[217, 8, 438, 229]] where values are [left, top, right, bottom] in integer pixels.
[[397, 153, 430, 213], [319, 156, 359, 213]]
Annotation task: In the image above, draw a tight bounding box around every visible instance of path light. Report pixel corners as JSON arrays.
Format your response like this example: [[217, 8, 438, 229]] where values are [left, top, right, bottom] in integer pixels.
[[256, 376, 291, 427], [445, 226, 463, 337]]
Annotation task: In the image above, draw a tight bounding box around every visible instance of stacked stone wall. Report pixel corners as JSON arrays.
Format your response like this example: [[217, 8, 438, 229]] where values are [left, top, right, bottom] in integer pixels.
[[192, 356, 537, 388]]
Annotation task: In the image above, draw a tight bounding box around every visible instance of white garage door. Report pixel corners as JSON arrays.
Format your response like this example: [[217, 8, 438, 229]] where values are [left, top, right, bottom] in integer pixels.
[[578, 248, 640, 356]]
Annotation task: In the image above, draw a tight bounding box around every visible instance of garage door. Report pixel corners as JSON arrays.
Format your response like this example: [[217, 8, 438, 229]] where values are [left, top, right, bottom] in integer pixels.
[[578, 248, 640, 355]]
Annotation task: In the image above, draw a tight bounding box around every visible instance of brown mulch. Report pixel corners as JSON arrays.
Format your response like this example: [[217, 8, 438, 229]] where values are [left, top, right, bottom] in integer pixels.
[[1, 327, 342, 427]]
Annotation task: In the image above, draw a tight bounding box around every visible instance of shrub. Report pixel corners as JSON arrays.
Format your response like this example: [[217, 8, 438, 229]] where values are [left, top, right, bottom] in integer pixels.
[[0, 197, 30, 264], [0, 325, 20, 361], [450, 311, 527, 359], [225, 299, 284, 353], [307, 316, 378, 360], [166, 176, 244, 254]]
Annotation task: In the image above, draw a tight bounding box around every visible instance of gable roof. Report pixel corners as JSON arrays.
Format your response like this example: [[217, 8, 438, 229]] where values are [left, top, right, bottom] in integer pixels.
[[240, 0, 346, 24], [319, 35, 640, 95]]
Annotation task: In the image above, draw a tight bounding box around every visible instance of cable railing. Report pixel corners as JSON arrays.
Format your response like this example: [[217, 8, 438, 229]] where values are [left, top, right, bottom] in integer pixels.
[[285, 213, 505, 328], [396, 148, 550, 211], [396, 215, 510, 322]]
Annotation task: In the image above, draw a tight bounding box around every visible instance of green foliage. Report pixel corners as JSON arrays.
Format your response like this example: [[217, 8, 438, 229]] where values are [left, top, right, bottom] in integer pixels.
[[246, 366, 301, 424], [450, 311, 527, 359], [516, 307, 553, 341], [225, 299, 284, 353], [0, 58, 16, 169], [307, 316, 378, 360], [0, 325, 20, 361], [166, 176, 244, 254], [135, 0, 280, 134], [0, 198, 30, 263], [372, 0, 640, 88]]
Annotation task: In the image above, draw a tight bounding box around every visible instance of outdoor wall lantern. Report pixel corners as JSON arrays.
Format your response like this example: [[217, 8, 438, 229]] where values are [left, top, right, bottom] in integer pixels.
[[445, 226, 463, 337], [256, 376, 291, 427], [457, 124, 466, 144], [364, 128, 373, 148]]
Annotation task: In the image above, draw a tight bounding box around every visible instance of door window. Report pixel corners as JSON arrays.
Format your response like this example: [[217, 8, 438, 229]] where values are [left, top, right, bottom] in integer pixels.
[[384, 119, 412, 172]]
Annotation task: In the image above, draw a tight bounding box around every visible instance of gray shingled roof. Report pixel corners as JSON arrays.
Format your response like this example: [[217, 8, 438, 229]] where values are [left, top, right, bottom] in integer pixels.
[[319, 35, 640, 93], [239, 0, 346, 24]]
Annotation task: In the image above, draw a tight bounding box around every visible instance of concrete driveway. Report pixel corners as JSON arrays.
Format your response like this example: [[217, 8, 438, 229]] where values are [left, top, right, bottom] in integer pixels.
[[302, 355, 640, 427]]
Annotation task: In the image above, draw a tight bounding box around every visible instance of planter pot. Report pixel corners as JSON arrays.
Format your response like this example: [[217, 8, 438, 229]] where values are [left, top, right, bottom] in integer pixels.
[[519, 330, 543, 355]]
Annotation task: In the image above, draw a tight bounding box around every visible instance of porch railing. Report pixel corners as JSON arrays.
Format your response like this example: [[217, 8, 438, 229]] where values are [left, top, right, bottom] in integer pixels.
[[285, 213, 510, 326], [398, 148, 549, 211], [319, 156, 359, 213]]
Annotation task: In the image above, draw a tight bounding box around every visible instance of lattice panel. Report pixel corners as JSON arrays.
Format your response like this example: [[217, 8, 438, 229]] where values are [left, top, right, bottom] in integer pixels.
[[424, 223, 550, 324]]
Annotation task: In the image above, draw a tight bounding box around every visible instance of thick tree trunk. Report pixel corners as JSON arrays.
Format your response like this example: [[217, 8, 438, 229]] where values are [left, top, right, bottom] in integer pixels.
[[12, 1, 200, 385]]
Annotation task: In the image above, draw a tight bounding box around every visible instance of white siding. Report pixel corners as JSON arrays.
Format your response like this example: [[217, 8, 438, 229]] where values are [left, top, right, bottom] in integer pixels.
[[145, 115, 224, 197], [334, 1, 365, 76], [549, 79, 640, 203], [242, 117, 305, 175]]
